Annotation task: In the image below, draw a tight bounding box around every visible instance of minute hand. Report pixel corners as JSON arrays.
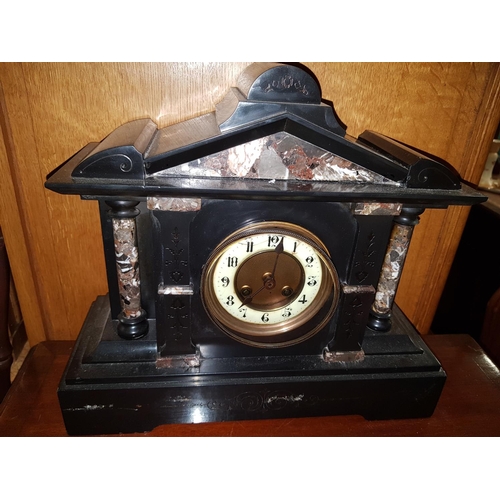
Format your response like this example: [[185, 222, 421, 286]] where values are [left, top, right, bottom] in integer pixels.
[[270, 237, 284, 278], [239, 237, 284, 309]]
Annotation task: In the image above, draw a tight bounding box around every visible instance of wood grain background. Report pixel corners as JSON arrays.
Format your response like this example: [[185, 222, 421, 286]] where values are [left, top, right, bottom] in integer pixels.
[[0, 62, 499, 344]]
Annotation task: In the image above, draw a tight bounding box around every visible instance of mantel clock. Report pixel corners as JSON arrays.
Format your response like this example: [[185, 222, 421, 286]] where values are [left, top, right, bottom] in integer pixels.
[[46, 63, 486, 435]]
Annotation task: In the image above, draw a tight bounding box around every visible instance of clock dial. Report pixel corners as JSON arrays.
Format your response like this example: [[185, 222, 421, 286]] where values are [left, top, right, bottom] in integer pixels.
[[201, 222, 340, 347]]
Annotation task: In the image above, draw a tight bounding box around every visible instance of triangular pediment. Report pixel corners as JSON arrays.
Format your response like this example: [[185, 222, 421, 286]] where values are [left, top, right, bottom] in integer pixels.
[[46, 63, 483, 205], [151, 131, 399, 186]]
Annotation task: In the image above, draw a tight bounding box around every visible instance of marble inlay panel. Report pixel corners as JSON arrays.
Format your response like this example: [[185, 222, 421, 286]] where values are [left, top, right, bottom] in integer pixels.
[[372, 223, 413, 315], [353, 203, 402, 216], [147, 197, 201, 212], [151, 132, 400, 185], [112, 218, 142, 319]]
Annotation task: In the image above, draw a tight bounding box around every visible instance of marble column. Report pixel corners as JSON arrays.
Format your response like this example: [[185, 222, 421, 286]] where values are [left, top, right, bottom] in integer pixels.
[[106, 200, 149, 339], [368, 207, 424, 332]]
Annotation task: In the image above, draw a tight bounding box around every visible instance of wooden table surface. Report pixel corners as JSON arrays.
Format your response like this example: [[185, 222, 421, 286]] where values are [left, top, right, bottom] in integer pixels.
[[1, 334, 500, 436]]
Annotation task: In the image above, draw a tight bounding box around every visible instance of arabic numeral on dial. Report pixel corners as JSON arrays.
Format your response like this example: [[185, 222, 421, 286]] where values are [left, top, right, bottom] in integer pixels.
[[305, 256, 314, 267], [298, 295, 308, 304], [268, 235, 280, 247], [226, 295, 235, 306], [227, 257, 238, 267], [240, 307, 247, 318], [246, 241, 254, 253], [282, 307, 292, 318], [307, 276, 317, 287], [261, 313, 270, 323], [221, 276, 230, 287]]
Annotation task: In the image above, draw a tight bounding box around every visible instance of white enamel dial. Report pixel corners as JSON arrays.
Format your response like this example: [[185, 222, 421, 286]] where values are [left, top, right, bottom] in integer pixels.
[[212, 232, 323, 325], [201, 222, 340, 348]]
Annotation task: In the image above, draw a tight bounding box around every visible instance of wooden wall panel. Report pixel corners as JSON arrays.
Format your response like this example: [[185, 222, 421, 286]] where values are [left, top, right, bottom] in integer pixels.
[[0, 63, 249, 342], [306, 62, 500, 333], [0, 80, 46, 344], [397, 63, 500, 333], [0, 62, 498, 343]]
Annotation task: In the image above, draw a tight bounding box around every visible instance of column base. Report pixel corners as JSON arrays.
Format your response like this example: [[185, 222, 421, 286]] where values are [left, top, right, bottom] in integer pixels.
[[117, 311, 149, 340], [58, 296, 446, 435], [367, 311, 392, 332]]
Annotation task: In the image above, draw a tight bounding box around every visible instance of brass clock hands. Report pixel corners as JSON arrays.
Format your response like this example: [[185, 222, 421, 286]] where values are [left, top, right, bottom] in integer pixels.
[[202, 221, 339, 346], [238, 237, 284, 309], [270, 236, 284, 279], [238, 283, 267, 308]]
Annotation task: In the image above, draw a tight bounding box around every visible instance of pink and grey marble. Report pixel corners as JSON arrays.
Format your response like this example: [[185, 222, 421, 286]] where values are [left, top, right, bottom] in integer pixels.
[[151, 132, 400, 185], [147, 197, 201, 212], [353, 203, 402, 216], [372, 223, 413, 316], [112, 218, 143, 319]]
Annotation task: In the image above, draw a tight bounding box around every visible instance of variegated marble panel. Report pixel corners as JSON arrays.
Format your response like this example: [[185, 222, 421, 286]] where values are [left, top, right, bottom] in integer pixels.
[[112, 218, 143, 319], [372, 223, 414, 316], [151, 132, 400, 185]]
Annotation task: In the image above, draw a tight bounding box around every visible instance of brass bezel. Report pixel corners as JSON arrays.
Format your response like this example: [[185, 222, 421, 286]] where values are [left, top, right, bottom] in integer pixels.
[[201, 221, 340, 348]]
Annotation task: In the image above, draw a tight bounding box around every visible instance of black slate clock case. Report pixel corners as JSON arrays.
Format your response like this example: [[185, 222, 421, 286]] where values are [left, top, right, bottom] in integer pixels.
[[158, 199, 363, 359], [45, 63, 486, 435]]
